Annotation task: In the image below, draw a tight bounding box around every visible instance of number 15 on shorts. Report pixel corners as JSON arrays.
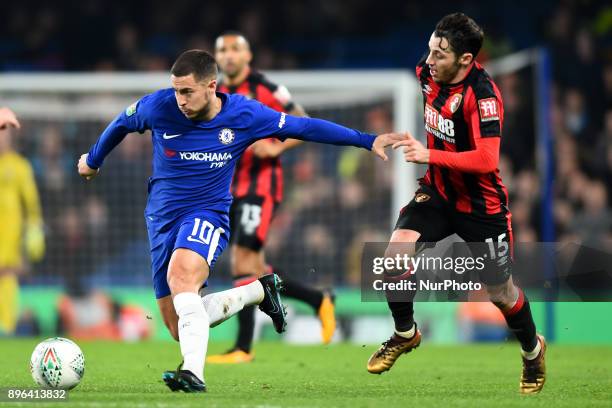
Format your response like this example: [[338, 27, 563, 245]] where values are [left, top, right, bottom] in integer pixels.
[[485, 232, 509, 259]]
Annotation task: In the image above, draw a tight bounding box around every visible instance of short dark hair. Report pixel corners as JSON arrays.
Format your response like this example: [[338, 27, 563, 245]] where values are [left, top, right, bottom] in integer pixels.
[[434, 13, 484, 59], [171, 50, 218, 81]]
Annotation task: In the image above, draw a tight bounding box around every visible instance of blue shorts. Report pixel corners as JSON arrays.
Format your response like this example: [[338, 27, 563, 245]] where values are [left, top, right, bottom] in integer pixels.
[[145, 210, 230, 299]]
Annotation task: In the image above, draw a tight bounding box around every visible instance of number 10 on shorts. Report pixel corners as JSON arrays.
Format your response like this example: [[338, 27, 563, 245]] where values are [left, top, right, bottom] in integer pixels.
[[187, 218, 225, 265], [187, 218, 224, 245]]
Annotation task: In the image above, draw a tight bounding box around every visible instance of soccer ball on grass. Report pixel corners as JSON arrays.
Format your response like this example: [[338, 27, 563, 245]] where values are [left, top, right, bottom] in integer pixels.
[[30, 337, 85, 390]]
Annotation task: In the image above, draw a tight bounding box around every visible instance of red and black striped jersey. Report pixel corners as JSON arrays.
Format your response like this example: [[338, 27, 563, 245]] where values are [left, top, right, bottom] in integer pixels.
[[417, 60, 510, 215], [219, 69, 294, 203]]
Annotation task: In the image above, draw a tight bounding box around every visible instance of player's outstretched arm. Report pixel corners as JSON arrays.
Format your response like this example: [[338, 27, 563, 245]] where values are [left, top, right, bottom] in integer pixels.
[[79, 96, 152, 180], [252, 104, 409, 160], [78, 119, 129, 181]]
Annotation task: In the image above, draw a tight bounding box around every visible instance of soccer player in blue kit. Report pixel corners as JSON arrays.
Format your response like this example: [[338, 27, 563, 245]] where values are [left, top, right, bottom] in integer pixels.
[[77, 50, 405, 392]]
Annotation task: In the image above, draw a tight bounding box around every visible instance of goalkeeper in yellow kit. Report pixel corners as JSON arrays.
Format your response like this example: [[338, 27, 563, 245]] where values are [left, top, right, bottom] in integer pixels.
[[0, 107, 45, 335]]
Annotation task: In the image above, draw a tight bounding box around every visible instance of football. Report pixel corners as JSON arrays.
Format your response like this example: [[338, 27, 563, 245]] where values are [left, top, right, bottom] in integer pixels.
[[30, 337, 85, 390]]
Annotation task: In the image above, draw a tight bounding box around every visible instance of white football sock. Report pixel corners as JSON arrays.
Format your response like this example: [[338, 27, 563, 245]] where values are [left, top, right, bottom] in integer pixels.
[[395, 324, 416, 339], [202, 280, 265, 327], [521, 338, 541, 360], [173, 292, 209, 381]]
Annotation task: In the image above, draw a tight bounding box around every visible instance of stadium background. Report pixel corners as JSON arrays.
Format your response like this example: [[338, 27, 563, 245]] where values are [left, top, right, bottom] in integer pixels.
[[1, 0, 611, 345]]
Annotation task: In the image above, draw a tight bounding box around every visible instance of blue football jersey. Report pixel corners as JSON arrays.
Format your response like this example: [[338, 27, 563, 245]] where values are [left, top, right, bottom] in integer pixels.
[[87, 89, 375, 223]]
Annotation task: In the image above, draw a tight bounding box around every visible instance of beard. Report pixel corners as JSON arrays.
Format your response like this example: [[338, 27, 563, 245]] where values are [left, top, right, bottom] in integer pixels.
[[436, 60, 464, 84]]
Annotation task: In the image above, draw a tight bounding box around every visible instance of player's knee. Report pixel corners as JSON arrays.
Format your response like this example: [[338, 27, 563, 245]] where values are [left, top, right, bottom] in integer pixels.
[[167, 250, 209, 293], [167, 267, 196, 292], [167, 265, 204, 293]]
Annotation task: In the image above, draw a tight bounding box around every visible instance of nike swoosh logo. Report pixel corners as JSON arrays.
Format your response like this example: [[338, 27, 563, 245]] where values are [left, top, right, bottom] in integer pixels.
[[163, 132, 182, 139], [265, 286, 281, 314], [187, 236, 206, 244]]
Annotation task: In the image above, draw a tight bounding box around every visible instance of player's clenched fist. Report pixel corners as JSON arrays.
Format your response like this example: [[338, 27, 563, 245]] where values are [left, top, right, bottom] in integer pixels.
[[372, 132, 411, 161], [77, 153, 99, 180], [392, 133, 430, 164]]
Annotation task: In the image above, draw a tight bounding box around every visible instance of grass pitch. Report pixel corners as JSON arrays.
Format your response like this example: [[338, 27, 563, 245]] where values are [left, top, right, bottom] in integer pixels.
[[0, 339, 610, 407]]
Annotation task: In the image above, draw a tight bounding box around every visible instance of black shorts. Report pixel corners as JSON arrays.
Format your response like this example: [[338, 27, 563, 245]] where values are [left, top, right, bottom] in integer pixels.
[[394, 184, 514, 285], [230, 195, 278, 251]]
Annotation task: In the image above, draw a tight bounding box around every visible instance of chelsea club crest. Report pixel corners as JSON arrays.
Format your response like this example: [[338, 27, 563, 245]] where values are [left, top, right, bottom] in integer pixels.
[[218, 128, 235, 145]]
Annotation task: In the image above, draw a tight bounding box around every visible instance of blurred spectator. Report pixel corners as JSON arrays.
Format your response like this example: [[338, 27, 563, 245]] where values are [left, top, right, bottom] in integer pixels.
[[115, 24, 143, 70], [0, 0, 597, 72], [345, 227, 388, 285], [31, 125, 73, 208], [100, 133, 149, 252], [591, 109, 612, 182], [498, 73, 534, 171], [44, 207, 90, 287], [57, 285, 151, 341], [458, 301, 509, 343], [569, 181, 612, 247], [563, 88, 592, 142]]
